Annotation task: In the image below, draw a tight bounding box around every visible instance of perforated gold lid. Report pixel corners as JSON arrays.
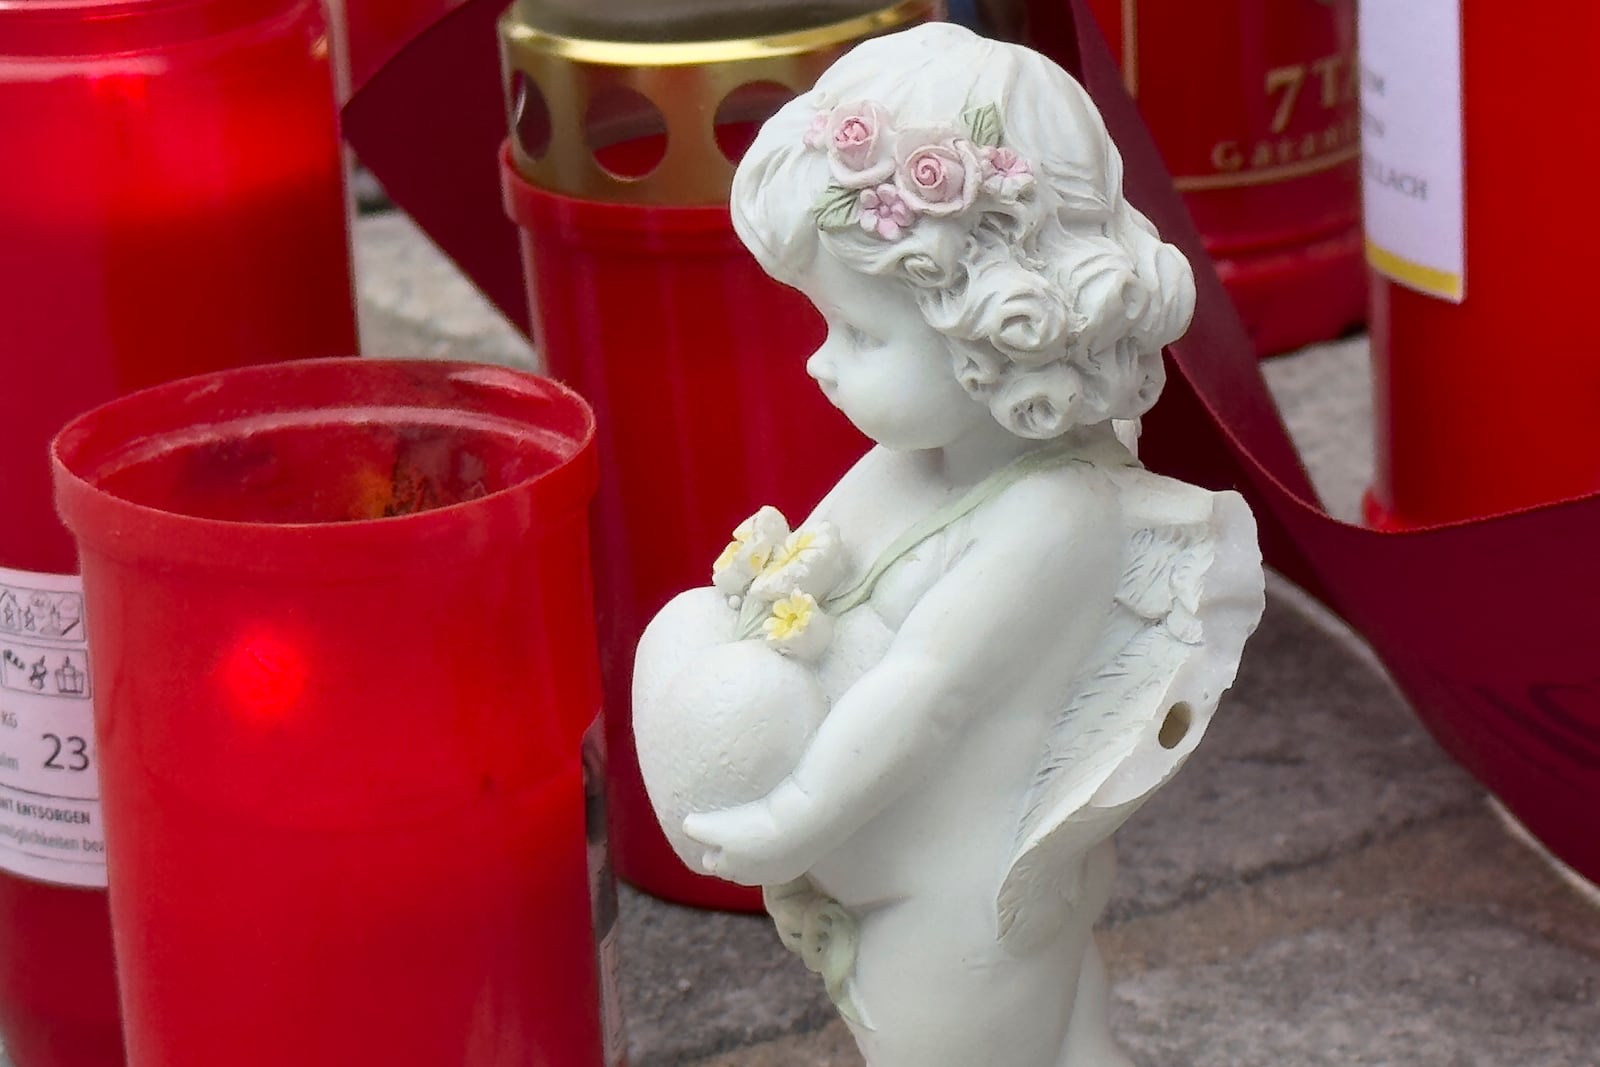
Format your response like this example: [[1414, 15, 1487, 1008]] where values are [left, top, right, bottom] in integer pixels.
[[500, 0, 942, 205]]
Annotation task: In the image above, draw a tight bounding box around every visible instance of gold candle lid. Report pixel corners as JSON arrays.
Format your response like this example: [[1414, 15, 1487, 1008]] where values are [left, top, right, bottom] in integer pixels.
[[500, 0, 943, 205]]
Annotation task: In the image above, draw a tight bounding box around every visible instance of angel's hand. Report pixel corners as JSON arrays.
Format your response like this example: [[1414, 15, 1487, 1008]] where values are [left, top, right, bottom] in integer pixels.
[[681, 780, 825, 887]]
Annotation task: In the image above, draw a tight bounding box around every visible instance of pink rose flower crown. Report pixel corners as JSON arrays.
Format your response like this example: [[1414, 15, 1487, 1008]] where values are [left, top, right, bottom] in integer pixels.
[[804, 101, 1035, 241]]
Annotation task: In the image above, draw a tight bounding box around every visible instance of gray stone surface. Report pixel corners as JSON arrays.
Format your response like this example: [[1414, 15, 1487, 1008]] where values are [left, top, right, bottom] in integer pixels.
[[354, 212, 536, 370], [1117, 910, 1600, 1067], [1259, 336, 1375, 524], [677, 807, 1600, 1067], [350, 164, 392, 215], [618, 889, 829, 1065], [1105, 797, 1600, 1067]]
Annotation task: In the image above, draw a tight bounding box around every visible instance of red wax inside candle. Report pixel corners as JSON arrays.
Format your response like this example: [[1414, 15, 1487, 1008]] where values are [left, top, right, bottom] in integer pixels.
[[54, 360, 609, 1067]]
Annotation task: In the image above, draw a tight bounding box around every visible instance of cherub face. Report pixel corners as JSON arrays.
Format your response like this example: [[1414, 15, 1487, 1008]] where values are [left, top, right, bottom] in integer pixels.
[[798, 255, 991, 452]]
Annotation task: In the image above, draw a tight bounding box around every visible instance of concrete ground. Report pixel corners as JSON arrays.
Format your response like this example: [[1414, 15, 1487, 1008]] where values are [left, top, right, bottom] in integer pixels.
[[366, 213, 1600, 1064]]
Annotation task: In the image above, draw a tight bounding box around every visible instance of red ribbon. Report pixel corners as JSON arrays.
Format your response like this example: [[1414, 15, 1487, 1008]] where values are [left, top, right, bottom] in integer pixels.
[[343, 0, 1600, 883], [343, 0, 533, 336]]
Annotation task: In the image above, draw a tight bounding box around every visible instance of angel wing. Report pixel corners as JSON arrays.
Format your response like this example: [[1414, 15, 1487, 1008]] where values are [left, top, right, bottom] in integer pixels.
[[995, 472, 1263, 953]]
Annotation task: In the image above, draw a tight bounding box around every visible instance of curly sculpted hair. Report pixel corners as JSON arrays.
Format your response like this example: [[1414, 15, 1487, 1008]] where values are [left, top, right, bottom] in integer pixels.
[[731, 24, 1195, 439]]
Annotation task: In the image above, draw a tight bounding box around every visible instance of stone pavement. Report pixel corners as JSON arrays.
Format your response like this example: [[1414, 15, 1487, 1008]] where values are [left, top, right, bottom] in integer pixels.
[[366, 211, 1599, 1067]]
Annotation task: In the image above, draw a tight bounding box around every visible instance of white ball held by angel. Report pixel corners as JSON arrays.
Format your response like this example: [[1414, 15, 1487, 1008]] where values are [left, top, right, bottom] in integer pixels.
[[632, 21, 1265, 1067]]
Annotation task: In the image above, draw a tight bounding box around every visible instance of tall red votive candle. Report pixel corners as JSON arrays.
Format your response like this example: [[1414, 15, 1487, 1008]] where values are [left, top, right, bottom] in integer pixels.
[[1024, 0, 1365, 357], [497, 1, 940, 910], [1362, 0, 1600, 527], [52, 360, 616, 1067], [0, 2, 355, 1063]]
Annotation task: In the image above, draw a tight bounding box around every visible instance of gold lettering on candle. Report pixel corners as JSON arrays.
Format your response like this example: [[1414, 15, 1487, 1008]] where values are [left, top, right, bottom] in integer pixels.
[[1186, 114, 1360, 191], [1265, 64, 1307, 135], [1211, 141, 1246, 172]]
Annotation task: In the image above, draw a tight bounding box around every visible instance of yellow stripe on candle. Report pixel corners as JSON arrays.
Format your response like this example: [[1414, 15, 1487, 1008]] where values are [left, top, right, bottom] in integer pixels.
[[1365, 238, 1464, 303]]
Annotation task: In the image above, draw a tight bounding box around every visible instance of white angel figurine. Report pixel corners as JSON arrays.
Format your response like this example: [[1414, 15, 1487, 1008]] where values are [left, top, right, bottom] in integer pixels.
[[632, 22, 1265, 1067]]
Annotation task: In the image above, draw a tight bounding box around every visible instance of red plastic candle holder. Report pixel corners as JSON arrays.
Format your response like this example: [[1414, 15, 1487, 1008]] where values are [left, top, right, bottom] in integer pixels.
[[497, 3, 938, 910], [1366, 2, 1600, 527], [501, 154, 866, 911], [53, 360, 614, 1067], [1, 0, 357, 580], [0, 2, 355, 1062]]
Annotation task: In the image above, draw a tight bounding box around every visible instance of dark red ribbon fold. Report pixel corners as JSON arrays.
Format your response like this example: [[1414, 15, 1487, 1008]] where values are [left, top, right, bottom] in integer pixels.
[[343, 0, 1600, 882]]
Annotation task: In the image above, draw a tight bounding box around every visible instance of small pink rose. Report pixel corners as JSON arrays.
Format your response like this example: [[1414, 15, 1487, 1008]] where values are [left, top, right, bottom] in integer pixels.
[[858, 184, 916, 241], [894, 133, 981, 217], [823, 102, 896, 189], [980, 145, 1036, 200], [802, 111, 829, 150], [984, 146, 1030, 177]]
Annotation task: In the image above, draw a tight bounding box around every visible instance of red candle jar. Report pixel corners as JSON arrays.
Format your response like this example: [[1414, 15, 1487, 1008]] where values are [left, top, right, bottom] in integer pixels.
[[1023, 0, 1366, 357], [0, 2, 355, 1062], [52, 360, 616, 1067], [1363, 1, 1600, 527], [498, 0, 938, 910]]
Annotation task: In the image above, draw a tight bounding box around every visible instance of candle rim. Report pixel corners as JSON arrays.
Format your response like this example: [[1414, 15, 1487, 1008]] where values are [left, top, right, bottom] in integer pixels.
[[51, 358, 599, 575], [0, 0, 319, 58]]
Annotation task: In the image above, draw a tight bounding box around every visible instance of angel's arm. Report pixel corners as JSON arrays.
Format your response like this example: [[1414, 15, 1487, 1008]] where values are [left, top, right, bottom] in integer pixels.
[[685, 473, 1122, 885]]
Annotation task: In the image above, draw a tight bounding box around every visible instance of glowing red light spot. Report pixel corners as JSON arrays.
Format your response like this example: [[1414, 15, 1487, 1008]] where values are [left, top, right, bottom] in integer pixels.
[[88, 69, 152, 107], [220, 631, 308, 720]]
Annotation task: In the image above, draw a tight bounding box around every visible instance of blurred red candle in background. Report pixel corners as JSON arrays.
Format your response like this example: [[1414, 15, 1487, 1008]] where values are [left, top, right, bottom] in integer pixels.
[[53, 360, 616, 1067], [1025, 0, 1365, 357], [0, 1, 354, 1062], [1363, 0, 1600, 527], [496, 0, 944, 913]]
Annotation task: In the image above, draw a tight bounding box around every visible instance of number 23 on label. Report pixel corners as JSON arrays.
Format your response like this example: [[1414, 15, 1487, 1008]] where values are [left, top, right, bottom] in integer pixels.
[[42, 734, 90, 772]]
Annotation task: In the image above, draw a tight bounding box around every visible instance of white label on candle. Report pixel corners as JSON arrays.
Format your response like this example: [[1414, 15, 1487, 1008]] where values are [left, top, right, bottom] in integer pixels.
[[0, 567, 106, 888], [1359, 0, 1466, 302]]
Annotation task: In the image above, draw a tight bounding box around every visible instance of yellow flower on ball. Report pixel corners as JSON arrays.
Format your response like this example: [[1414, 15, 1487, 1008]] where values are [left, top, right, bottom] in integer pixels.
[[762, 590, 833, 660], [712, 506, 790, 597], [768, 530, 817, 572], [765, 591, 818, 641], [750, 521, 847, 603], [714, 537, 767, 575]]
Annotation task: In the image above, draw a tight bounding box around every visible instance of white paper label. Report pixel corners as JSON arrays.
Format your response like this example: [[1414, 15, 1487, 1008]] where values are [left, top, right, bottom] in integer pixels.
[[1359, 0, 1466, 302], [0, 567, 106, 888]]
